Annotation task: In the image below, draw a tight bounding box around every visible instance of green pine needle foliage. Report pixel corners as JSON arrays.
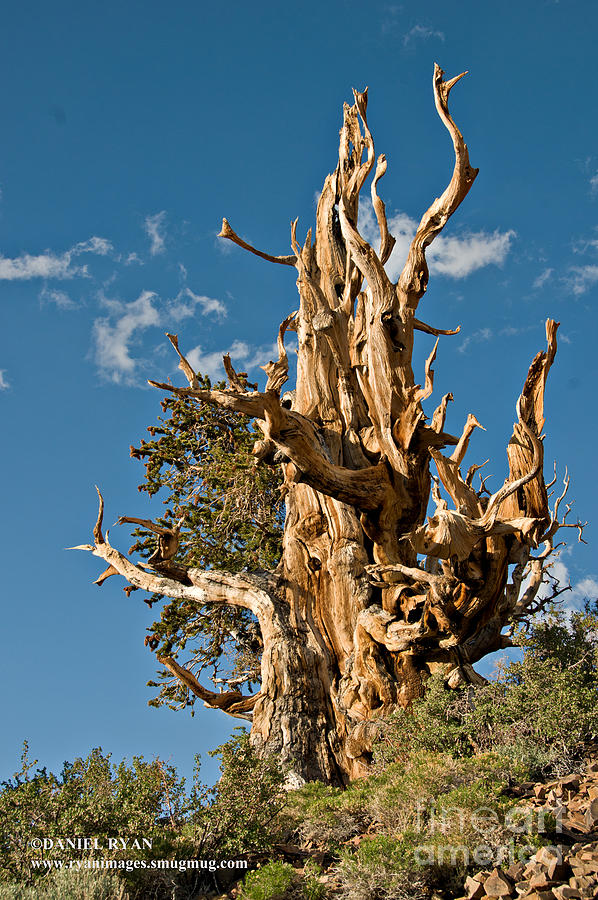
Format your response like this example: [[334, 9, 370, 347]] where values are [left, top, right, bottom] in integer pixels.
[[127, 374, 284, 710]]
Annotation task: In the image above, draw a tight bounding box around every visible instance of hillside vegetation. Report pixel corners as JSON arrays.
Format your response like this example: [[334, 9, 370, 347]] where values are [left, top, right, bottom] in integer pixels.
[[1, 604, 596, 900]]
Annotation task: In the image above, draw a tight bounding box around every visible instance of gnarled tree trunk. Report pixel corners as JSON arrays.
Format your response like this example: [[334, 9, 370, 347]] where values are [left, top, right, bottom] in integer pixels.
[[78, 67, 583, 785]]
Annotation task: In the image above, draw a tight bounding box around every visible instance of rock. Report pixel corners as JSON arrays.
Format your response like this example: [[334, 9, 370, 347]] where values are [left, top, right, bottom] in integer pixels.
[[465, 875, 486, 899], [536, 846, 562, 867], [552, 888, 582, 900], [584, 798, 598, 828], [563, 811, 590, 833], [483, 868, 513, 897], [568, 875, 593, 891], [529, 872, 554, 890], [547, 858, 571, 881], [534, 847, 571, 882], [505, 862, 525, 882], [475, 871, 492, 883], [560, 775, 581, 790], [570, 861, 597, 878]]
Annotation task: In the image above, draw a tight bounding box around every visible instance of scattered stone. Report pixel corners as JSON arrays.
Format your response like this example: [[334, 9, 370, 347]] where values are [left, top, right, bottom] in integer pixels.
[[585, 798, 598, 829], [561, 776, 582, 791], [483, 868, 513, 897], [529, 872, 555, 890], [536, 846, 562, 867], [465, 875, 486, 898], [505, 862, 525, 882], [568, 876, 593, 890], [552, 888, 582, 900], [453, 756, 598, 900]]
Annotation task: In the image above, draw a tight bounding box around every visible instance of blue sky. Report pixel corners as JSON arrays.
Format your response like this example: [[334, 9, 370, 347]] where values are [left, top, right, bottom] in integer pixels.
[[1, 0, 597, 787]]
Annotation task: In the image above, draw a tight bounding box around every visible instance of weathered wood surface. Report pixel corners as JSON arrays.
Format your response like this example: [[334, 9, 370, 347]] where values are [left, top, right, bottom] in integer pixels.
[[77, 67, 584, 785]]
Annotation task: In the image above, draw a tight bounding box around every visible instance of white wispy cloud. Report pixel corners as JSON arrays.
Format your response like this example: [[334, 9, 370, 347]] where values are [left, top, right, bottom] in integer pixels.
[[124, 252, 143, 266], [458, 327, 493, 354], [457, 322, 538, 353], [186, 340, 279, 383], [144, 211, 167, 256], [0, 369, 9, 390], [538, 559, 598, 615], [73, 237, 112, 256], [0, 235, 112, 281], [93, 283, 227, 382], [0, 252, 77, 280], [573, 235, 598, 255], [359, 206, 515, 282], [590, 172, 598, 195], [428, 229, 515, 278], [39, 286, 77, 309], [533, 268, 553, 290], [569, 265, 598, 295], [93, 291, 161, 383], [166, 287, 227, 322], [403, 24, 445, 46]]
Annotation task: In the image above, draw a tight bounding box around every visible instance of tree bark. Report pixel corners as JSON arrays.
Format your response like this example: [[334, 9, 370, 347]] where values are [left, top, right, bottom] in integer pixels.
[[78, 67, 584, 786]]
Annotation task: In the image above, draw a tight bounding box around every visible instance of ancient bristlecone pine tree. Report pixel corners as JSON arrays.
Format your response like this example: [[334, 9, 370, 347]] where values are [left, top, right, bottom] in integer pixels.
[[78, 67, 583, 785]]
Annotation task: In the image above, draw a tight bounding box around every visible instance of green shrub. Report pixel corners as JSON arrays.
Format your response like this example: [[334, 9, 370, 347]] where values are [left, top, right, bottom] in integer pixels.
[[0, 744, 185, 888], [375, 603, 598, 778], [238, 861, 296, 900], [0, 868, 127, 899], [301, 860, 327, 899], [283, 779, 367, 848], [336, 834, 428, 900], [190, 730, 287, 857]]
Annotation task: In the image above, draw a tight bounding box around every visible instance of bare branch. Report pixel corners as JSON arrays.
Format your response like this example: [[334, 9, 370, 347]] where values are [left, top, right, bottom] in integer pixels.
[[413, 318, 461, 337], [337, 94, 393, 303], [166, 333, 199, 389], [219, 218, 296, 266], [158, 655, 258, 720], [261, 311, 298, 393], [222, 354, 251, 392], [371, 154, 396, 265], [450, 413, 485, 466], [511, 556, 573, 620], [465, 459, 488, 487], [545, 460, 558, 491], [538, 467, 588, 546], [398, 64, 479, 304], [73, 492, 279, 624], [501, 319, 559, 523], [93, 485, 105, 545], [149, 372, 391, 510], [148, 379, 268, 417], [117, 515, 183, 566], [482, 399, 543, 525], [94, 565, 118, 586], [415, 337, 439, 403], [431, 392, 453, 433]]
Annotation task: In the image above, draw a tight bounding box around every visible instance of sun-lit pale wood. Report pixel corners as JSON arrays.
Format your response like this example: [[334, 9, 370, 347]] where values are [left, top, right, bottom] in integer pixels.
[[77, 67, 585, 785]]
